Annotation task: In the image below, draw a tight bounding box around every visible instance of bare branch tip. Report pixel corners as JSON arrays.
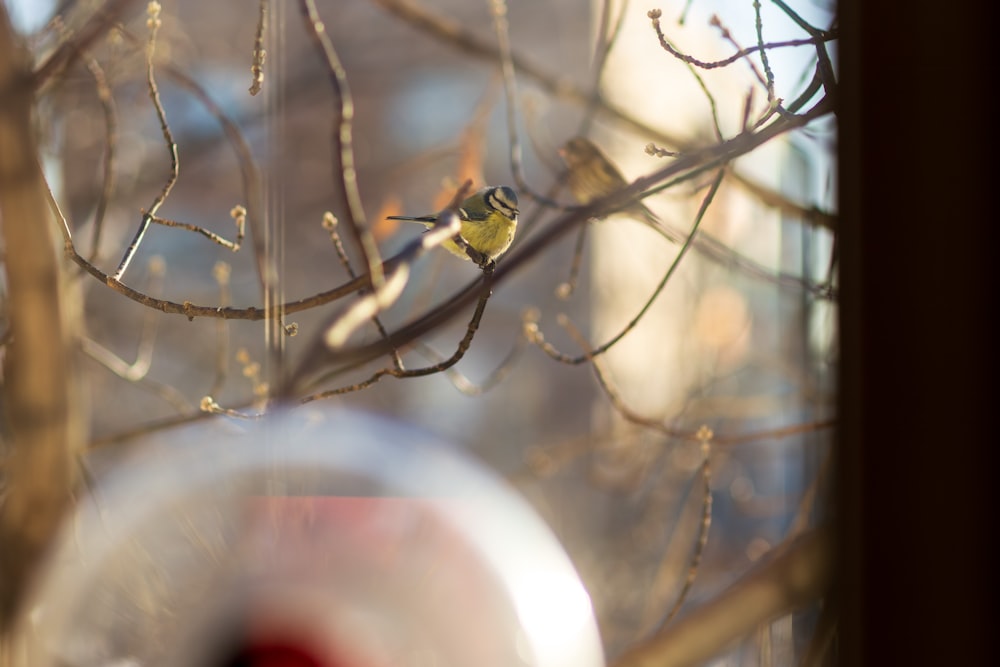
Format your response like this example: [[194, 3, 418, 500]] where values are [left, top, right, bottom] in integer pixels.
[[146, 1, 162, 28], [522, 322, 542, 343]]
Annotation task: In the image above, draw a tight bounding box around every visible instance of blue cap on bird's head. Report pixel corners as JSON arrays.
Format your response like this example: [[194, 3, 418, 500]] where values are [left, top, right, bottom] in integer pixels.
[[486, 186, 519, 219]]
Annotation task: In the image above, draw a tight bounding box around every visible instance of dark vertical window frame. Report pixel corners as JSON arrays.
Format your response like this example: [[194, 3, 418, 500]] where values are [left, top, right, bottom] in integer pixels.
[[837, 1, 996, 664]]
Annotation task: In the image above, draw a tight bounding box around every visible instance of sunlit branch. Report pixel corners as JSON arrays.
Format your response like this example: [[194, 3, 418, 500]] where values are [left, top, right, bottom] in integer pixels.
[[200, 396, 264, 420], [249, 0, 268, 95], [318, 181, 474, 354], [113, 2, 177, 281], [325, 212, 404, 370], [299, 0, 384, 289]]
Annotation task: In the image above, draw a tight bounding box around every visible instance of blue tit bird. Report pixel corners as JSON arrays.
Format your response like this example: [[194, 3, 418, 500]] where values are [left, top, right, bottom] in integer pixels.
[[388, 185, 519, 264]]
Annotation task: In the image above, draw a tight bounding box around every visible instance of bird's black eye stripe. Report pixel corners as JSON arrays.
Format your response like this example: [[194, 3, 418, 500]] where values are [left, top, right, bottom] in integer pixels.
[[487, 188, 518, 218]]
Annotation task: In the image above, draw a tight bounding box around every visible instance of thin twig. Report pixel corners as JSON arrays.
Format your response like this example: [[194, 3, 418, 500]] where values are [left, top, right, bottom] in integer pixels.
[[769, 0, 837, 101], [286, 181, 479, 393], [79, 255, 191, 412], [526, 170, 725, 365], [319, 203, 469, 352], [143, 207, 245, 251], [411, 336, 524, 397], [645, 7, 833, 74], [650, 17, 724, 141], [752, 1, 777, 104], [299, 0, 384, 289], [709, 13, 769, 91], [560, 313, 835, 445], [249, 0, 267, 95], [200, 396, 265, 420], [555, 222, 589, 300], [657, 431, 714, 627], [114, 27, 267, 292], [561, 314, 714, 629], [113, 2, 178, 281], [82, 338, 192, 412], [79, 34, 118, 262], [88, 410, 215, 449], [577, 0, 631, 137], [324, 212, 404, 370], [557, 313, 690, 438], [489, 0, 559, 210], [300, 272, 496, 399]]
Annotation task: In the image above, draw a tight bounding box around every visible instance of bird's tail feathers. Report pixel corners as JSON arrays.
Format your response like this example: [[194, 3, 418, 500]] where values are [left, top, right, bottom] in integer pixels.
[[386, 215, 437, 223], [637, 204, 686, 245]]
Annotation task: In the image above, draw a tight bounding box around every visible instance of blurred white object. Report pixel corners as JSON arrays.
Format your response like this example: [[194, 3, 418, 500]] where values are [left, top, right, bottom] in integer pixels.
[[12, 407, 604, 667]]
